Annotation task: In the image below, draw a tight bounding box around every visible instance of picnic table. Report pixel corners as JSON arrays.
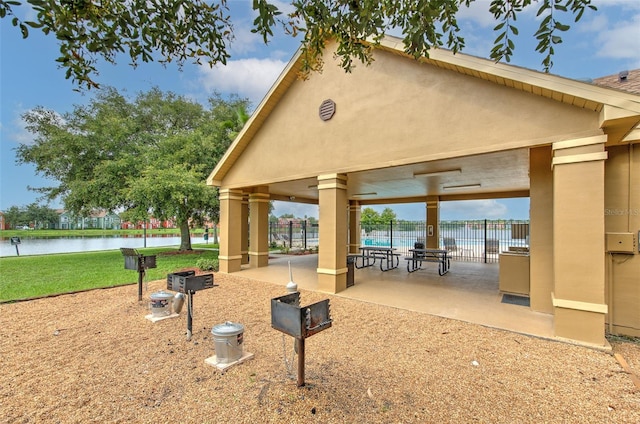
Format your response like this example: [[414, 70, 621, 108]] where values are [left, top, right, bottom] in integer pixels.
[[352, 247, 401, 271], [405, 248, 450, 276]]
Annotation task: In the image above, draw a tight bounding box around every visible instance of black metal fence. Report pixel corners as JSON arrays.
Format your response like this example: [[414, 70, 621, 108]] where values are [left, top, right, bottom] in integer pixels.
[[359, 219, 529, 263], [269, 220, 319, 250], [269, 219, 529, 263]]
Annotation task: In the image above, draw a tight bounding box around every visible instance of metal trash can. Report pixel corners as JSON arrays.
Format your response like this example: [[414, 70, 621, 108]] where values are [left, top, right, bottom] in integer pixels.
[[346, 255, 355, 287], [211, 321, 244, 363], [149, 290, 174, 317]]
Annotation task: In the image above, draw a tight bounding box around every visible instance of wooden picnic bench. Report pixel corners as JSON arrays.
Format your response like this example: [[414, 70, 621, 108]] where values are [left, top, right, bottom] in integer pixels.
[[404, 248, 450, 276]]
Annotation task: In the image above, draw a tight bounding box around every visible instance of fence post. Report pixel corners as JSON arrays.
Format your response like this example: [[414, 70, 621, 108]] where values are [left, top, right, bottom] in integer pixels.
[[483, 219, 487, 264], [303, 220, 307, 250], [389, 220, 393, 248], [288, 220, 293, 249]]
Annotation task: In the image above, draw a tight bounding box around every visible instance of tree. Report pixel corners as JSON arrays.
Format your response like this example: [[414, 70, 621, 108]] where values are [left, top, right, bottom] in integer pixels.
[[360, 207, 381, 233], [25, 202, 59, 229], [3, 205, 26, 229], [1, 203, 58, 228], [1, 0, 596, 90], [380, 207, 397, 224], [16, 87, 249, 250]]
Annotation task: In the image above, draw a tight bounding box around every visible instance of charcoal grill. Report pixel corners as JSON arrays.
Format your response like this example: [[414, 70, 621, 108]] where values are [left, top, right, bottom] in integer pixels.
[[120, 248, 157, 301], [271, 292, 332, 387], [166, 271, 217, 340]]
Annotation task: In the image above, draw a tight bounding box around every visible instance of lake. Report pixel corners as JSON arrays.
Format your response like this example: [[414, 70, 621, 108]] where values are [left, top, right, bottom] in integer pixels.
[[1, 235, 210, 257]]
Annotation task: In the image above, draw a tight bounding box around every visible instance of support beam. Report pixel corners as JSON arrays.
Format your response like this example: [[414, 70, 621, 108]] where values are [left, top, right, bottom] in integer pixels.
[[241, 195, 249, 265], [249, 187, 270, 268], [552, 135, 608, 346], [426, 196, 439, 249], [348, 201, 361, 254], [529, 146, 554, 313], [219, 189, 244, 273], [317, 174, 348, 293]]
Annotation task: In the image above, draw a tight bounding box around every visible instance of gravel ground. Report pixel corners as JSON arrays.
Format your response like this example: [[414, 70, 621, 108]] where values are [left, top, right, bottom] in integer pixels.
[[1, 271, 639, 424]]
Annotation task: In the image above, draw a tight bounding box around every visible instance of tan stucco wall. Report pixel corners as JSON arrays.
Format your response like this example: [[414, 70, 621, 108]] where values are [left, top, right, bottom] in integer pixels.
[[219, 49, 601, 188], [605, 144, 640, 337], [552, 137, 607, 345], [529, 146, 554, 313], [317, 174, 349, 293], [218, 189, 244, 273], [249, 188, 270, 268]]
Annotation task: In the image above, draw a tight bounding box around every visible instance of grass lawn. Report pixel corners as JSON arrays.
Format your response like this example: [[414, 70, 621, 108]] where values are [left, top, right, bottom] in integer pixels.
[[0, 247, 218, 302]]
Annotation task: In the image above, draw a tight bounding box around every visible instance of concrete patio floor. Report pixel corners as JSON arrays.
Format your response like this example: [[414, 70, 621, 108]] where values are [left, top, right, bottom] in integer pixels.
[[235, 253, 555, 341]]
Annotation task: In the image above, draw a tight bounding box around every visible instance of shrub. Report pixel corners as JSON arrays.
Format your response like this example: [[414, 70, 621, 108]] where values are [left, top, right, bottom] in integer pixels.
[[196, 258, 219, 272]]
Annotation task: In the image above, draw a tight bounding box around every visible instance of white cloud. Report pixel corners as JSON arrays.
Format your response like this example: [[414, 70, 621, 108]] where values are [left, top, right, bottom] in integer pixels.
[[272, 201, 318, 219], [456, 1, 500, 28], [198, 57, 288, 105], [228, 22, 264, 56], [594, 14, 640, 62], [226, 0, 299, 56], [9, 111, 35, 146], [456, 0, 540, 28], [594, 0, 640, 10], [441, 199, 509, 220]]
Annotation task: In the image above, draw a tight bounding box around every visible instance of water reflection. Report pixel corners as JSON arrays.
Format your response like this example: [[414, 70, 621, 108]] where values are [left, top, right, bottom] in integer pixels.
[[1, 235, 208, 257]]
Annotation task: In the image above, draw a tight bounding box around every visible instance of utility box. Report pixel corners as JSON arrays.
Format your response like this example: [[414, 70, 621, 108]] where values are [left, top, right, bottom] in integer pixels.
[[605, 232, 637, 254]]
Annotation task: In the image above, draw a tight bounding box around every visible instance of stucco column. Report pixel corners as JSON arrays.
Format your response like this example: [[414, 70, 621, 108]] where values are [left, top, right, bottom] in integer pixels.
[[551, 135, 608, 346], [426, 196, 440, 249], [317, 173, 348, 293], [219, 188, 244, 273], [529, 146, 554, 313], [249, 186, 270, 268], [241, 195, 249, 265], [348, 201, 361, 254]]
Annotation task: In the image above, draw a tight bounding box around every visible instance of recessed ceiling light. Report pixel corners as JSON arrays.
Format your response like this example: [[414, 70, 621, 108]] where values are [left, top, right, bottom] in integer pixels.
[[413, 168, 462, 177], [442, 183, 481, 190]]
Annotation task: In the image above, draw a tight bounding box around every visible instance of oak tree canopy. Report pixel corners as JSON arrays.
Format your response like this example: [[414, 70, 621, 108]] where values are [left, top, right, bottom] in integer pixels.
[[1, 0, 596, 90]]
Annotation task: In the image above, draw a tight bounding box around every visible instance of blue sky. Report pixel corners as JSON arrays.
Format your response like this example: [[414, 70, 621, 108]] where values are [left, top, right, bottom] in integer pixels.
[[1, 0, 639, 221]]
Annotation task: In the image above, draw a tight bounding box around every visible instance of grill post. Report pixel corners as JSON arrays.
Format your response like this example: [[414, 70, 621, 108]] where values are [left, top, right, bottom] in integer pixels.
[[187, 291, 194, 341], [297, 338, 305, 387], [120, 248, 156, 301], [138, 265, 144, 301], [271, 292, 332, 387], [166, 272, 216, 340]]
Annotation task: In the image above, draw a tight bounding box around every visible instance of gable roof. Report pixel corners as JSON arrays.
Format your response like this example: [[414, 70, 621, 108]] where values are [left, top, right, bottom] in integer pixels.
[[207, 36, 640, 186]]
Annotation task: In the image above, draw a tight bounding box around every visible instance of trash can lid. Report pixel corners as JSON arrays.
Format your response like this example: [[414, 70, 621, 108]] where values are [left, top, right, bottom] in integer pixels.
[[150, 290, 174, 300], [212, 321, 244, 336]]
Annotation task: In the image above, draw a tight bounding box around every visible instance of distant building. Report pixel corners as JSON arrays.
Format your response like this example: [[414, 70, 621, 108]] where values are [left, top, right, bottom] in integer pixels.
[[57, 210, 122, 230], [120, 216, 176, 229]]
